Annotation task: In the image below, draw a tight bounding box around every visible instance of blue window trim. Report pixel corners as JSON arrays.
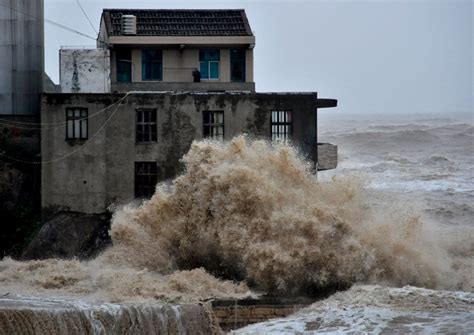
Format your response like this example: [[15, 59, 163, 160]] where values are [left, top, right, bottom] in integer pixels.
[[199, 49, 220, 80], [116, 49, 132, 83], [142, 49, 163, 81], [117, 60, 132, 83]]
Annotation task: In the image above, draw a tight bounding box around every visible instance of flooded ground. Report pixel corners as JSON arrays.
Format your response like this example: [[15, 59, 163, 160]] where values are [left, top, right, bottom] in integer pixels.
[[235, 285, 474, 334]]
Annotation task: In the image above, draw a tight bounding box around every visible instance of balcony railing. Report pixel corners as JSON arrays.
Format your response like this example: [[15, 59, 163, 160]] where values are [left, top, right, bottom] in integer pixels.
[[317, 143, 338, 171], [111, 81, 255, 93]]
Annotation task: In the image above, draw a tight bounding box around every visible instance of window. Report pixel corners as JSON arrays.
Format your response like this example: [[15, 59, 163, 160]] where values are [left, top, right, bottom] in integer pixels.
[[230, 49, 246, 82], [203, 111, 224, 141], [136, 109, 157, 143], [271, 111, 292, 141], [142, 49, 162, 81], [199, 49, 220, 80], [66, 107, 88, 140], [135, 162, 158, 198], [116, 49, 132, 83]]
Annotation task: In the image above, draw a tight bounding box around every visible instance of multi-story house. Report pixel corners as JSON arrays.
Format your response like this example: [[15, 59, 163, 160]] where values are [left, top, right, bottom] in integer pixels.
[[99, 9, 256, 93], [41, 9, 338, 216]]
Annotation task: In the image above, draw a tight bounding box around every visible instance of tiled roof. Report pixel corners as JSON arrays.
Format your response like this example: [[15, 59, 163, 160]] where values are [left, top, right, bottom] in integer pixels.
[[102, 9, 253, 36]]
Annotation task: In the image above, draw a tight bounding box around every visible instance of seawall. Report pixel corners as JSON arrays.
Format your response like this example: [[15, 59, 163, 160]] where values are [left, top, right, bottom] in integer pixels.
[[0, 296, 217, 335]]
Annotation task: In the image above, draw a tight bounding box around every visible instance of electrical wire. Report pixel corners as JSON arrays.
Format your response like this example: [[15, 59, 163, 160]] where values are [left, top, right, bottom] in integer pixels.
[[0, 2, 105, 43], [75, 0, 98, 35], [0, 92, 170, 127], [0, 94, 129, 128], [0, 93, 131, 165]]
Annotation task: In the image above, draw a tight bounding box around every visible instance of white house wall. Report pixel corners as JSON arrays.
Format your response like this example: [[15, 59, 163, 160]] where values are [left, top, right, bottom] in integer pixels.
[[60, 49, 111, 93]]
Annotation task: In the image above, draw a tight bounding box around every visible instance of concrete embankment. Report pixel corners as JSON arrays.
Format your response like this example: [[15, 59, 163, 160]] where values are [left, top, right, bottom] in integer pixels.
[[0, 296, 217, 334], [212, 298, 312, 331]]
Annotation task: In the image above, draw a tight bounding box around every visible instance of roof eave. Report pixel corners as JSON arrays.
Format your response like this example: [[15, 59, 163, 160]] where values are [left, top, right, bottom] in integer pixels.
[[107, 35, 256, 46], [100, 11, 114, 41], [240, 10, 253, 36]]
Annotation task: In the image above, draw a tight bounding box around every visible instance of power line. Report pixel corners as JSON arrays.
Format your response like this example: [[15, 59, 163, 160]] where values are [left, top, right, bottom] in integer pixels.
[[0, 2, 104, 43], [46, 18, 97, 41], [0, 93, 131, 165], [0, 92, 171, 127], [0, 94, 129, 128], [75, 0, 98, 35]]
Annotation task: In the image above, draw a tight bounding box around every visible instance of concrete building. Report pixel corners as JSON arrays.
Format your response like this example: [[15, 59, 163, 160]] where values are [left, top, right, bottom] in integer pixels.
[[98, 9, 255, 92], [41, 9, 338, 216], [41, 92, 336, 214], [0, 0, 44, 115], [60, 49, 110, 93]]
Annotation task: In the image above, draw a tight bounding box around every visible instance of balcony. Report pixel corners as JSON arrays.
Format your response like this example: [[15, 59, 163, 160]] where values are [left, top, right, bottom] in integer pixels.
[[317, 143, 338, 171], [112, 81, 255, 93]]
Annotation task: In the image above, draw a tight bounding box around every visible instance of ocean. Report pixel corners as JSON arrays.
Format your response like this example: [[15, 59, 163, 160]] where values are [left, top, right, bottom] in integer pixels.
[[236, 111, 474, 333], [319, 111, 473, 227]]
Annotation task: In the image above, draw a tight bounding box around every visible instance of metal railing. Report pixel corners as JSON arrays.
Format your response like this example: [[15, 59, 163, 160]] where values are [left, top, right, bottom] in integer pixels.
[[317, 143, 338, 171]]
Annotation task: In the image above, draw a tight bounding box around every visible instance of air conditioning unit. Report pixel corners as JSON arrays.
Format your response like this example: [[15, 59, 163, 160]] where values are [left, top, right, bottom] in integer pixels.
[[121, 15, 137, 35]]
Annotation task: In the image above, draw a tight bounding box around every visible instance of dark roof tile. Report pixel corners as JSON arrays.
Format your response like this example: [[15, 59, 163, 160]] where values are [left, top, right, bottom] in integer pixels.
[[102, 9, 253, 36]]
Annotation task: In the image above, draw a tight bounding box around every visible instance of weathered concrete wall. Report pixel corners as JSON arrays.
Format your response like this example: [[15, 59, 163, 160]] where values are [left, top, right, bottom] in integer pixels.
[[110, 47, 254, 90], [112, 81, 255, 93], [60, 49, 111, 93], [41, 92, 328, 214], [212, 298, 311, 331], [0, 0, 44, 115], [0, 297, 216, 335]]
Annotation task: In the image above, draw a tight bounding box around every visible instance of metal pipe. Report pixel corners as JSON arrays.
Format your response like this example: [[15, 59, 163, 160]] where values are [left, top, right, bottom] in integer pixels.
[[315, 107, 319, 175]]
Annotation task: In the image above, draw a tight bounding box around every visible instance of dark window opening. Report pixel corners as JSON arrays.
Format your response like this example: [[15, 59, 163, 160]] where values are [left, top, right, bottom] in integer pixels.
[[116, 49, 132, 83], [203, 110, 224, 141], [199, 49, 220, 80], [135, 162, 158, 198], [230, 49, 246, 82], [136, 109, 157, 143], [271, 111, 292, 141], [142, 49, 163, 81], [66, 107, 88, 140]]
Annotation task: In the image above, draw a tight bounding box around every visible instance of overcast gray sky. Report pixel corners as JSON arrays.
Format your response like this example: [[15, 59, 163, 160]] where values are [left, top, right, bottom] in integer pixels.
[[45, 0, 472, 115]]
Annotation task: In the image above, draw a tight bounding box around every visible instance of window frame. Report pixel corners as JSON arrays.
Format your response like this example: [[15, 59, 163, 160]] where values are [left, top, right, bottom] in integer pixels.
[[135, 108, 158, 143], [199, 49, 220, 80], [65, 107, 88, 141], [270, 110, 293, 141], [202, 110, 225, 141], [141, 49, 163, 81], [134, 162, 158, 199], [230, 48, 246, 82], [116, 49, 132, 83]]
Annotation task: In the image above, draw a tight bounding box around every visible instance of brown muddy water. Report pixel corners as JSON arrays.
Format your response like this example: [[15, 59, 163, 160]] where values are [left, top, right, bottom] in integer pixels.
[[1, 113, 473, 333]]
